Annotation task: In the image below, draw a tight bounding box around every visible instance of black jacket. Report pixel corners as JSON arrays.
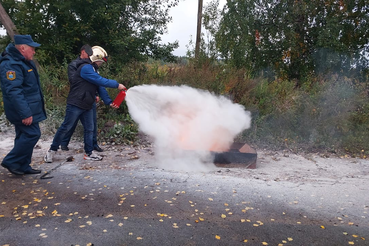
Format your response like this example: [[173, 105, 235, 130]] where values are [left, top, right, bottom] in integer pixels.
[[66, 59, 98, 110]]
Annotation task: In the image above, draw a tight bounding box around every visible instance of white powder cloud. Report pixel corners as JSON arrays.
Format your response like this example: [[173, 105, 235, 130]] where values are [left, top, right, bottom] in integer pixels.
[[126, 84, 251, 171]]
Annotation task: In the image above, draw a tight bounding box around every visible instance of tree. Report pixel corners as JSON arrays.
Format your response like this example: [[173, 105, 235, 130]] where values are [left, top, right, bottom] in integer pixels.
[[0, 0, 179, 66], [206, 0, 369, 81]]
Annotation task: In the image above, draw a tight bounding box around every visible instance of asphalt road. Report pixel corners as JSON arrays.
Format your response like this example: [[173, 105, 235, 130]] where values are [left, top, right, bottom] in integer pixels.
[[0, 146, 368, 246]]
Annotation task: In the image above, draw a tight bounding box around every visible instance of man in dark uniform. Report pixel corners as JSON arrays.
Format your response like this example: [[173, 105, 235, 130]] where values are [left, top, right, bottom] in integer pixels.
[[0, 34, 46, 175]]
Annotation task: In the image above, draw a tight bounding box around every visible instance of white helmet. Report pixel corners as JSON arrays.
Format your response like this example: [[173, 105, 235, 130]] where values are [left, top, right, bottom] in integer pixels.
[[90, 46, 108, 63]]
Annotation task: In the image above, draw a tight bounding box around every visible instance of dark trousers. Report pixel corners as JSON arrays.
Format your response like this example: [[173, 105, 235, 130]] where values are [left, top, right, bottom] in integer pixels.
[[1, 123, 41, 172], [60, 102, 98, 148], [50, 104, 94, 155]]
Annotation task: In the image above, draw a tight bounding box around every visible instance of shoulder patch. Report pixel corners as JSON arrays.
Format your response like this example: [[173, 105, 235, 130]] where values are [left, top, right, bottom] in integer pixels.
[[6, 71, 16, 80]]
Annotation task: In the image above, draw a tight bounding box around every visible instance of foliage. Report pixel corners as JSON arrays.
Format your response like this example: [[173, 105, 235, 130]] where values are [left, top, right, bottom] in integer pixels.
[[203, 0, 369, 83], [0, 0, 179, 68]]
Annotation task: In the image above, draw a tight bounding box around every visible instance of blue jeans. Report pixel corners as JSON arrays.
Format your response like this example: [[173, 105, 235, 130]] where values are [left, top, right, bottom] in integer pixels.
[[1, 123, 41, 172], [50, 104, 94, 155], [60, 103, 98, 147]]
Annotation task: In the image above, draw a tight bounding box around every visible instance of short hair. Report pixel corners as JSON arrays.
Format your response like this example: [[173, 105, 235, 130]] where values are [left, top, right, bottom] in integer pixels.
[[80, 44, 93, 56]]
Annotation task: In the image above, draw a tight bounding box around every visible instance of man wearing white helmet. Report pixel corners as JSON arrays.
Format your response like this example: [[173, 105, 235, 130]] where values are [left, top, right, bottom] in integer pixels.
[[45, 46, 126, 162], [60, 45, 117, 152]]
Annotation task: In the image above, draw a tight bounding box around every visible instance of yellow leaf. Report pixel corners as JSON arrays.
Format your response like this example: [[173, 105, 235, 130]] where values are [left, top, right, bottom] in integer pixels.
[[262, 242, 268, 245], [320, 225, 325, 229], [215, 235, 221, 240], [243, 239, 248, 242], [348, 242, 354, 245], [221, 214, 226, 219], [199, 217, 205, 221]]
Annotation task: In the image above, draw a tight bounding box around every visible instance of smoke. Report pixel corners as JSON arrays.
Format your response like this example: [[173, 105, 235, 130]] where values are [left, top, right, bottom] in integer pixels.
[[125, 85, 251, 172]]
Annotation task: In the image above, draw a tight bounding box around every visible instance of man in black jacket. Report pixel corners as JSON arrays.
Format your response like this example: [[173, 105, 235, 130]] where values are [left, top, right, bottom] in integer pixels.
[[60, 45, 117, 152], [45, 46, 125, 162]]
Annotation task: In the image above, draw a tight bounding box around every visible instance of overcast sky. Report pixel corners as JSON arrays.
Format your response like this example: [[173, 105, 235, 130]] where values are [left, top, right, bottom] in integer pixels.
[[161, 0, 226, 57]]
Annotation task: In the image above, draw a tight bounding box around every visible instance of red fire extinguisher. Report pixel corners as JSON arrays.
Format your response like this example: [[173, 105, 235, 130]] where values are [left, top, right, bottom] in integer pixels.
[[112, 89, 127, 107]]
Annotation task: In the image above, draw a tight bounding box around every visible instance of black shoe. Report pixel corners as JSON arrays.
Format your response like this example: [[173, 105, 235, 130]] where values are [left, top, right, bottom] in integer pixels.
[[61, 145, 69, 151], [24, 168, 42, 175], [1, 163, 24, 175], [94, 145, 103, 152]]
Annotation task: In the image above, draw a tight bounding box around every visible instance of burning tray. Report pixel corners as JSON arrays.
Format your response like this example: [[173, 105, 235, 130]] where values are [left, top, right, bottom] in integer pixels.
[[212, 142, 257, 169]]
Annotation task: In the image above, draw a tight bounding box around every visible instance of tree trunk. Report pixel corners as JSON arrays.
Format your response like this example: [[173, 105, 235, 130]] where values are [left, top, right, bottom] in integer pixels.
[[0, 3, 18, 40]]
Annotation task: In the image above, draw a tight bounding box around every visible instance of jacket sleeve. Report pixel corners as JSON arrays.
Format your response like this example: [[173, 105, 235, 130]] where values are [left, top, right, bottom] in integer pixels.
[[80, 64, 119, 88], [97, 86, 113, 105], [0, 62, 32, 120]]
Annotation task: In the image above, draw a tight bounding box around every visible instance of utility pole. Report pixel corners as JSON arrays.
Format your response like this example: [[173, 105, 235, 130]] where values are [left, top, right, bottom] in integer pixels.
[[195, 0, 203, 59], [0, 2, 18, 40]]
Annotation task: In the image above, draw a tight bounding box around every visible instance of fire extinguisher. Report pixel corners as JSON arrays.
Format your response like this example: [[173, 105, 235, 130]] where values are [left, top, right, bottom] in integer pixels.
[[112, 89, 127, 107]]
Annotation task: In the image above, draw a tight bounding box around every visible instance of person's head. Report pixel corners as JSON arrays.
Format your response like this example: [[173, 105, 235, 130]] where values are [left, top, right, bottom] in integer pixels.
[[90, 46, 108, 67], [13, 35, 41, 61], [80, 44, 93, 59]]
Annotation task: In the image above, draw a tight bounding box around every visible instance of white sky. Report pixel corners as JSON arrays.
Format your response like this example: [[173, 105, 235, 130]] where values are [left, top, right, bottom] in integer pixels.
[[161, 0, 226, 57]]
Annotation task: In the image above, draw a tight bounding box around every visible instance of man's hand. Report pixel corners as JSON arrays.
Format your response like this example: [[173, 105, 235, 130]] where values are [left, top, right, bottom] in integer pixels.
[[118, 84, 126, 91], [110, 103, 119, 109], [96, 96, 100, 103], [22, 116, 33, 126]]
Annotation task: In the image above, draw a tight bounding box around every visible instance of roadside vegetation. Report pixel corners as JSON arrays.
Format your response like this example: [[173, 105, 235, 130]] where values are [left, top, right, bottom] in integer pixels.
[[0, 0, 369, 157]]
